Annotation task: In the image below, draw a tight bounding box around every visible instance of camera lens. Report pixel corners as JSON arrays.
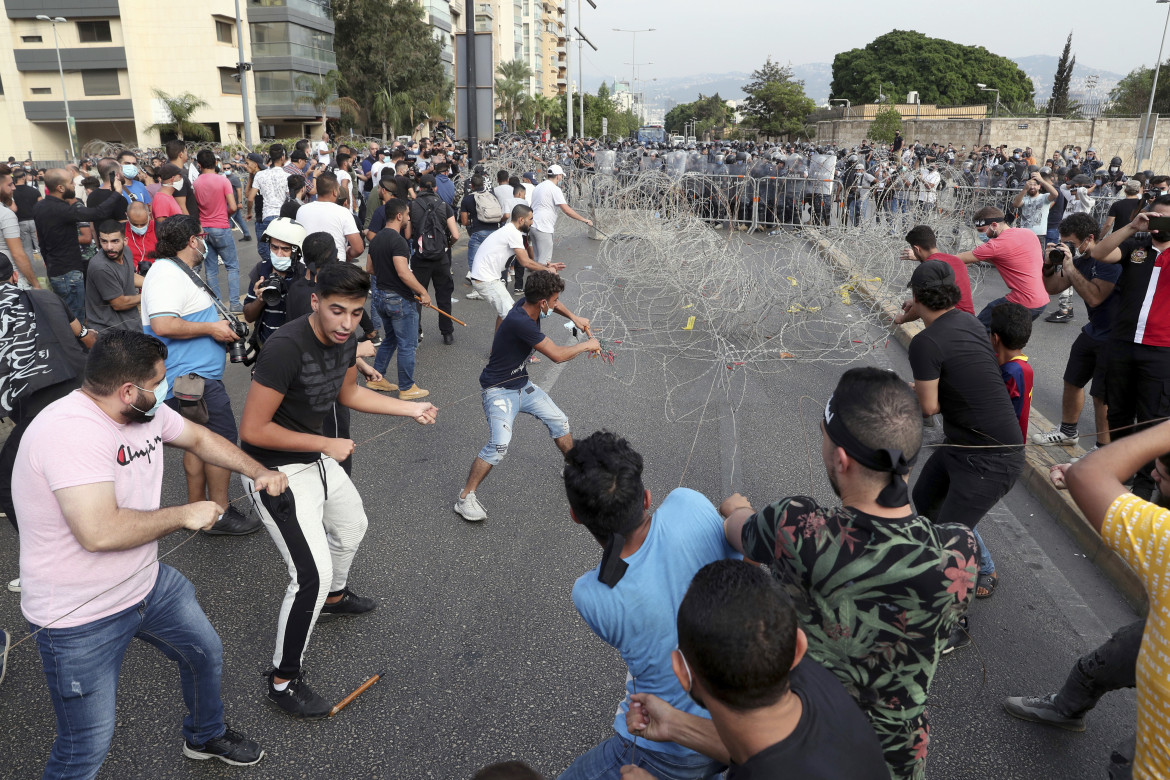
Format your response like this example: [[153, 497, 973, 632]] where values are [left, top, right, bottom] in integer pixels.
[[1047, 249, 1066, 264], [229, 340, 247, 364]]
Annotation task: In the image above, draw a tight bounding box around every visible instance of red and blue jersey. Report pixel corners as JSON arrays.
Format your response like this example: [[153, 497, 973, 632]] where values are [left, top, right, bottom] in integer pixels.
[[1000, 355, 1033, 438]]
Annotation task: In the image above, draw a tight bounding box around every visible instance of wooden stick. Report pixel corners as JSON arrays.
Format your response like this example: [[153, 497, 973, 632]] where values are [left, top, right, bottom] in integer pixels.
[[418, 298, 468, 327], [329, 671, 383, 717]]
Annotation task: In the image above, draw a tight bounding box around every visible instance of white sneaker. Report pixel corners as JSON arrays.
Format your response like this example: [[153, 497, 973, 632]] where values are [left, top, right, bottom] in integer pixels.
[[7, 578, 18, 593], [1032, 429, 1077, 446], [455, 492, 488, 522], [465, 289, 484, 300]]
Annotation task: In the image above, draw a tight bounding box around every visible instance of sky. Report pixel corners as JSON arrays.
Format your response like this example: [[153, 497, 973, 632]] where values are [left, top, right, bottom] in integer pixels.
[[570, 0, 1170, 87]]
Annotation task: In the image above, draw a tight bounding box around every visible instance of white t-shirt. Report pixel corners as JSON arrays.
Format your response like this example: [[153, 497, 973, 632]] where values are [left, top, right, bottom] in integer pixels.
[[295, 200, 359, 261], [499, 193, 528, 221], [335, 169, 355, 213], [471, 222, 526, 281], [531, 179, 567, 233], [253, 167, 290, 219], [522, 182, 535, 200], [492, 184, 513, 208], [14, 392, 187, 628], [918, 170, 941, 203], [316, 140, 331, 165], [0, 205, 30, 288]]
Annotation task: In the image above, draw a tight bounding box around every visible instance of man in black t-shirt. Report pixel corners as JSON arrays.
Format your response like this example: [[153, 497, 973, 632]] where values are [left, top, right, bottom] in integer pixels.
[[454, 271, 598, 522], [624, 560, 889, 780], [239, 263, 436, 720], [12, 169, 41, 262], [409, 175, 461, 344], [367, 199, 431, 398], [906, 260, 1023, 652], [1088, 197, 1170, 499]]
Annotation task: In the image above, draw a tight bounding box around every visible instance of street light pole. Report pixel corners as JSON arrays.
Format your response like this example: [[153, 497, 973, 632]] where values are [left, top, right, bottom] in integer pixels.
[[566, 0, 573, 139], [233, 0, 253, 147], [830, 98, 850, 119], [977, 83, 1000, 118], [1138, 0, 1170, 167], [37, 15, 74, 160], [613, 27, 654, 126]]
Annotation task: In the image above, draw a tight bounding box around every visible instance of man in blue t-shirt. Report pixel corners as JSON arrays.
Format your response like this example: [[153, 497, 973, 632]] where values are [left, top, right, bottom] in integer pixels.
[[557, 431, 738, 780], [454, 271, 599, 522]]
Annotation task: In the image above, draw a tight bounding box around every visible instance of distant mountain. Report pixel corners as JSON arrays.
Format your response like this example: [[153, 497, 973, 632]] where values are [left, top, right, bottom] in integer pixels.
[[586, 54, 1132, 120]]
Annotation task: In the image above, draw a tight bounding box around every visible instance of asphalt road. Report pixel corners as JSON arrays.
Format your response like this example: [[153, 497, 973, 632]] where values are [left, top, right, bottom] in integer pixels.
[[0, 221, 1140, 779]]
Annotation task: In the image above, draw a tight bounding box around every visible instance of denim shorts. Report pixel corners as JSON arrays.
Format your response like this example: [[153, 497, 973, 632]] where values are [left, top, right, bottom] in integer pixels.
[[478, 382, 569, 465]]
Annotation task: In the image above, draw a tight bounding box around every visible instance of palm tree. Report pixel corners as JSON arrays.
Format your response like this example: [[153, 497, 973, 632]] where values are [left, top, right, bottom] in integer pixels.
[[295, 70, 361, 130], [420, 80, 454, 135], [143, 89, 212, 141], [495, 59, 534, 131]]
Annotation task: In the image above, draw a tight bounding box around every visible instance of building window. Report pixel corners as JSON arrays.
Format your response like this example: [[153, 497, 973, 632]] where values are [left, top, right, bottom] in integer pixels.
[[219, 67, 242, 94], [216, 19, 234, 44], [31, 87, 51, 95], [77, 21, 112, 43], [82, 69, 120, 96], [21, 35, 43, 43]]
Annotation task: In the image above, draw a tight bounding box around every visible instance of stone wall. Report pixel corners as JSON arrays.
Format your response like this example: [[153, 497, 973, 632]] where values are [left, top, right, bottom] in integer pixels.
[[814, 116, 1168, 171]]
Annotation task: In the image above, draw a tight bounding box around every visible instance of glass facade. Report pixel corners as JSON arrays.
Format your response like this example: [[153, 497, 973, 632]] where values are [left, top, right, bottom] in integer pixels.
[[247, 0, 332, 21]]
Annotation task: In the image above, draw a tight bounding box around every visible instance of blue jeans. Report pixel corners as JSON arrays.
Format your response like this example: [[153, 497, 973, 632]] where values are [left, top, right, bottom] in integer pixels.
[[372, 287, 419, 389], [230, 208, 250, 238], [973, 526, 996, 575], [557, 735, 725, 780], [478, 382, 570, 465], [256, 215, 277, 264], [466, 228, 494, 274], [49, 269, 85, 324], [33, 564, 226, 779], [976, 295, 1047, 330], [202, 227, 241, 311], [368, 275, 384, 333]]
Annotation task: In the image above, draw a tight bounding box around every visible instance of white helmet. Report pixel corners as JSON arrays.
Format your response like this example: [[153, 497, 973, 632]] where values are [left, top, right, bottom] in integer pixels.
[[260, 217, 306, 264]]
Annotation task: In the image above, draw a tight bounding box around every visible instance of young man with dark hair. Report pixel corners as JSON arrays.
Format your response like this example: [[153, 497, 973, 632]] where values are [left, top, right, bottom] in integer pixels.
[[956, 206, 1050, 327], [896, 224, 973, 322], [164, 139, 192, 214], [721, 366, 978, 780], [84, 220, 144, 332], [281, 174, 307, 220], [557, 431, 738, 780], [471, 204, 554, 329], [1032, 213, 1119, 453], [1088, 196, 1170, 500], [366, 198, 430, 399], [239, 262, 437, 719], [460, 173, 501, 298], [624, 560, 889, 780], [0, 164, 40, 288], [253, 144, 290, 264], [294, 171, 362, 264], [454, 270, 599, 522], [13, 329, 287, 775]]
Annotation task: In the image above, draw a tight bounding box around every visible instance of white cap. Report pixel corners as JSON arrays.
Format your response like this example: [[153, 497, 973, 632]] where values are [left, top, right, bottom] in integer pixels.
[[548, 164, 565, 176]]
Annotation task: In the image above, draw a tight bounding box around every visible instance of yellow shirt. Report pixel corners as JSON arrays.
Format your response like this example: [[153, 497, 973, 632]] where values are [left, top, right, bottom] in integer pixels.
[[1103, 493, 1170, 780]]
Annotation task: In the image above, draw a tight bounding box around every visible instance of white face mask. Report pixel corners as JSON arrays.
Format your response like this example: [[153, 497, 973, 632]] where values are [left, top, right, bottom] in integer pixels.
[[173, 177, 184, 192], [271, 253, 293, 272]]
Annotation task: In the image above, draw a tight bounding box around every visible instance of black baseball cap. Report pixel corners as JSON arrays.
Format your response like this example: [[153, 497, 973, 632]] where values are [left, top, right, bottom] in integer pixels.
[[908, 259, 955, 289]]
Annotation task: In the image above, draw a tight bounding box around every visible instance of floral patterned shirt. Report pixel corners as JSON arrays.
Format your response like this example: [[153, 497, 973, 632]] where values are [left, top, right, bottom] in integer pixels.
[[742, 496, 977, 780]]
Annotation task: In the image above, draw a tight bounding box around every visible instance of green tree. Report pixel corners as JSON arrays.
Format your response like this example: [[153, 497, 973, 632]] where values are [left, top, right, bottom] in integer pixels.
[[143, 89, 211, 141], [295, 70, 362, 130], [830, 30, 1034, 108], [1106, 59, 1170, 115], [1047, 33, 1076, 115], [495, 59, 533, 131], [868, 107, 902, 144], [741, 60, 817, 139], [665, 94, 735, 138], [332, 0, 448, 135]]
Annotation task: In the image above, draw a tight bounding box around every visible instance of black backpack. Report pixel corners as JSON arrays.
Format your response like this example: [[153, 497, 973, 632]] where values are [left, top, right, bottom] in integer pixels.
[[415, 196, 449, 261]]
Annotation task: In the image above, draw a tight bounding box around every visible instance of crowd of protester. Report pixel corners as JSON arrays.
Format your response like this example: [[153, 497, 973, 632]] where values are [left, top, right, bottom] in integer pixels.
[[0, 127, 1167, 780]]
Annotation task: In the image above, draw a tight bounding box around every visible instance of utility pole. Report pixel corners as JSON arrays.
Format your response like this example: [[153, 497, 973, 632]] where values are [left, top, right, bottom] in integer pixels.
[[565, 0, 573, 140], [465, 0, 479, 165], [234, 0, 253, 147]]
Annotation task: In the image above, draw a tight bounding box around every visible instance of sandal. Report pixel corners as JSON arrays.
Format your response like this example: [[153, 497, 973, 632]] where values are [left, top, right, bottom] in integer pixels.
[[976, 572, 998, 599]]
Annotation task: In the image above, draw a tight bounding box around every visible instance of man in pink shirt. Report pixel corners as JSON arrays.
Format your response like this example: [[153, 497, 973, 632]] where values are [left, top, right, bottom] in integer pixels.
[[151, 163, 184, 223], [12, 329, 287, 774], [191, 150, 241, 312], [895, 224, 975, 324], [957, 206, 1051, 329]]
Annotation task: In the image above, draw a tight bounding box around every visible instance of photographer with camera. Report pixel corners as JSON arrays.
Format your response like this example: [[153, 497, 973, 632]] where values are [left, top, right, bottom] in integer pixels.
[[243, 217, 306, 346], [1030, 213, 1120, 454], [142, 215, 260, 536]]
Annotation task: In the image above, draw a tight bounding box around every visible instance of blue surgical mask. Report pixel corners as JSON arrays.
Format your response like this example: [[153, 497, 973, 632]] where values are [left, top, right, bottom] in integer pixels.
[[976, 231, 991, 244], [122, 164, 139, 180], [132, 377, 169, 417], [539, 303, 551, 319], [129, 223, 148, 236], [271, 254, 293, 272]]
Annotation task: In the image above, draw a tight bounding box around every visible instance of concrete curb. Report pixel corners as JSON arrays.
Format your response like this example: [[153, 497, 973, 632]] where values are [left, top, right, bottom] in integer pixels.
[[806, 229, 1147, 612]]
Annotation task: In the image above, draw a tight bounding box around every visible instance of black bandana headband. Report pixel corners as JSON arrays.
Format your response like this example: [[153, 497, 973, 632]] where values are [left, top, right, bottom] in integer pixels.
[[823, 393, 915, 507], [972, 217, 997, 227]]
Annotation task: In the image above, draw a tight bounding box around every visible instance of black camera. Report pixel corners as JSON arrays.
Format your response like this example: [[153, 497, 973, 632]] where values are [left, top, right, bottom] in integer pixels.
[[225, 316, 250, 364], [1047, 241, 1075, 265], [259, 275, 286, 307]]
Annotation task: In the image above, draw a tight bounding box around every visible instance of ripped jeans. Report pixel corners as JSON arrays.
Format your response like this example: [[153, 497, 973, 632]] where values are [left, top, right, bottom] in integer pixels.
[[477, 382, 570, 465], [32, 564, 227, 779]]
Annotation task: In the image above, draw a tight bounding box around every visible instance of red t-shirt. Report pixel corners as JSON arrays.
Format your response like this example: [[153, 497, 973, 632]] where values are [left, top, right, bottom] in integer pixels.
[[192, 172, 232, 229], [971, 227, 1050, 309], [124, 221, 157, 271], [151, 191, 182, 221], [928, 252, 975, 315]]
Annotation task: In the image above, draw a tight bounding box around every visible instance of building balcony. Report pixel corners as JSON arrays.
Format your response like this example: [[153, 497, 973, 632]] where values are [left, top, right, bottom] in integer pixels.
[[251, 41, 336, 68], [24, 98, 133, 122], [254, 90, 339, 119]]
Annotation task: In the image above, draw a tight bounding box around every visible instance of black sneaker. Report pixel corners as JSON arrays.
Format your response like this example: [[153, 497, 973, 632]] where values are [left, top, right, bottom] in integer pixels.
[[941, 616, 970, 655], [183, 726, 265, 765], [443, 333, 455, 345], [1003, 694, 1086, 732], [204, 506, 262, 536], [1045, 308, 1074, 324], [319, 588, 377, 621], [266, 670, 332, 720], [240, 235, 253, 242]]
